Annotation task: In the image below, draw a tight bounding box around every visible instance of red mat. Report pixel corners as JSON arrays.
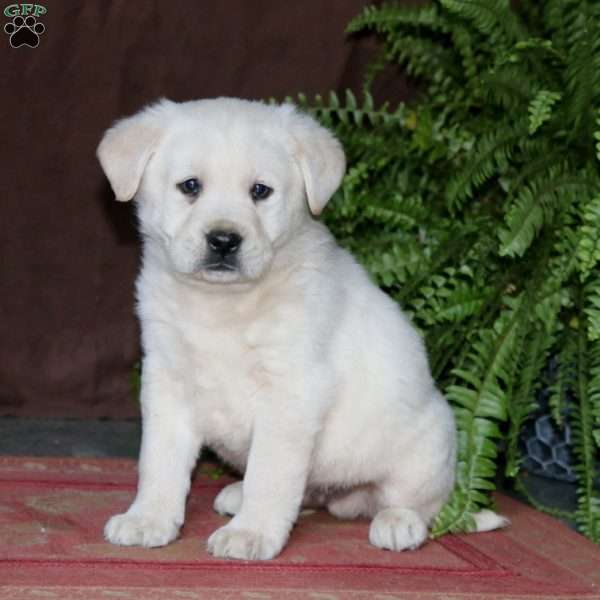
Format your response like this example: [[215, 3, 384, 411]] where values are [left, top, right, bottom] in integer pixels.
[[0, 457, 599, 599]]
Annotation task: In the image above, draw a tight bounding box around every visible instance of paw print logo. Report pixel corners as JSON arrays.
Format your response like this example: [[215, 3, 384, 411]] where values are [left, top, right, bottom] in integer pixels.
[[4, 15, 45, 48]]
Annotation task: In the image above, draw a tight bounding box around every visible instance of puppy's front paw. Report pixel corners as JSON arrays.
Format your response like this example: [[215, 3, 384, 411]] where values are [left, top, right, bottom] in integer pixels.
[[207, 525, 283, 560], [104, 512, 180, 548], [369, 508, 427, 551]]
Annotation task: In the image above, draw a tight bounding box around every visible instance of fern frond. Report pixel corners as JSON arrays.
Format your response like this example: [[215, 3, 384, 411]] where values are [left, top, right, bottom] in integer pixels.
[[363, 240, 426, 288], [545, 0, 600, 130], [503, 234, 567, 477], [423, 281, 491, 326], [433, 296, 525, 535], [498, 168, 594, 257], [440, 0, 525, 41], [544, 0, 580, 38], [497, 185, 546, 258], [412, 267, 492, 326], [549, 331, 577, 427], [577, 196, 600, 282], [450, 24, 479, 81], [347, 2, 444, 35], [595, 112, 600, 163], [563, 14, 600, 130], [483, 67, 535, 110], [446, 121, 527, 210], [386, 34, 459, 81], [505, 310, 558, 478], [528, 90, 562, 134], [590, 339, 600, 449], [296, 91, 407, 130], [585, 275, 600, 343], [572, 303, 600, 543]]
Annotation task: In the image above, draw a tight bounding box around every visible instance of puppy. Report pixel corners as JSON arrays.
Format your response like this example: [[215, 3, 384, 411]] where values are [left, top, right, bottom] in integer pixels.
[[97, 98, 503, 560]]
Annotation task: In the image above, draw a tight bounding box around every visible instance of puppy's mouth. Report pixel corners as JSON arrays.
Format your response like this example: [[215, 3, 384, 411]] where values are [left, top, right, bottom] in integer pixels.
[[197, 256, 243, 284], [204, 261, 238, 272]]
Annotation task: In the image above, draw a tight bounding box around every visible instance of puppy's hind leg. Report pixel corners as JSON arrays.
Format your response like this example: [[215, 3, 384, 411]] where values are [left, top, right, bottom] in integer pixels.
[[326, 485, 429, 550], [215, 482, 348, 517], [369, 507, 428, 551], [213, 481, 243, 516], [368, 503, 510, 551], [367, 478, 447, 552], [326, 485, 376, 520]]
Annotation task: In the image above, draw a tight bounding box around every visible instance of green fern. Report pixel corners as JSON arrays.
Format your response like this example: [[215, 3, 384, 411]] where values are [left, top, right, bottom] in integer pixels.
[[414, 274, 491, 326], [498, 167, 593, 257], [573, 308, 600, 543], [440, 0, 525, 41], [577, 196, 600, 282], [585, 277, 600, 343], [564, 17, 600, 131], [295, 0, 600, 544], [293, 90, 407, 130], [446, 121, 527, 210], [347, 2, 444, 35], [528, 90, 561, 134], [433, 296, 525, 534], [590, 340, 600, 451], [548, 331, 577, 427], [595, 112, 600, 162], [505, 321, 556, 478], [483, 67, 534, 110]]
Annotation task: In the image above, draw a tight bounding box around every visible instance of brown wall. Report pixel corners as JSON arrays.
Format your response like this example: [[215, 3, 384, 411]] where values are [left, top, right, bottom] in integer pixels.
[[0, 0, 411, 418]]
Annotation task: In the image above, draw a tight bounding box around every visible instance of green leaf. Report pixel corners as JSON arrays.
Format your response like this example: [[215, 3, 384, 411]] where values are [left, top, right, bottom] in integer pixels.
[[440, 0, 524, 41], [498, 168, 593, 257], [577, 196, 600, 282], [528, 90, 562, 134]]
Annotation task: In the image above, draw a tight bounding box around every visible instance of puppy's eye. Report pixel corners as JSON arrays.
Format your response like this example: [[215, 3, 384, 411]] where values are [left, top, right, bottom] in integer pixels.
[[250, 183, 273, 202], [177, 178, 202, 198]]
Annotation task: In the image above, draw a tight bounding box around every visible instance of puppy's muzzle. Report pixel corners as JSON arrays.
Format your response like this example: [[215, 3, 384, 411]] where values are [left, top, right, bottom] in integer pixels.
[[205, 230, 243, 271]]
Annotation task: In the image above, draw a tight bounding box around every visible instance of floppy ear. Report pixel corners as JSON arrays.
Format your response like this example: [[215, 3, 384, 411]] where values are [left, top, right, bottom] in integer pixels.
[[97, 106, 165, 202], [285, 106, 346, 216]]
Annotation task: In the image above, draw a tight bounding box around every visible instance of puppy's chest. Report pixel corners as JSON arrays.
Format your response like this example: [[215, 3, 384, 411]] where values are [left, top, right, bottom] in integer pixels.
[[158, 283, 308, 454], [180, 312, 285, 450]]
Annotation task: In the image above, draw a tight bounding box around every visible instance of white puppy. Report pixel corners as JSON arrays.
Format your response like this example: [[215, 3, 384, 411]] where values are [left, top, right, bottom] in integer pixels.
[[97, 98, 498, 561]]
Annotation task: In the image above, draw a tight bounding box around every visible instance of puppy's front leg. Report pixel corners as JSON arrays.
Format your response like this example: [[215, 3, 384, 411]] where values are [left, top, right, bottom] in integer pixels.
[[105, 360, 202, 547], [207, 411, 316, 560]]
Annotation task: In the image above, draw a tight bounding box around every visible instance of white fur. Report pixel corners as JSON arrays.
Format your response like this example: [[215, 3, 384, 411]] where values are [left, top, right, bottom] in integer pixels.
[[97, 97, 491, 561]]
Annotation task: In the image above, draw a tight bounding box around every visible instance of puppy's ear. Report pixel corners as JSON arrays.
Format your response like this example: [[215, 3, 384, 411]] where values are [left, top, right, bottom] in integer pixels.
[[285, 105, 346, 216], [97, 102, 168, 202]]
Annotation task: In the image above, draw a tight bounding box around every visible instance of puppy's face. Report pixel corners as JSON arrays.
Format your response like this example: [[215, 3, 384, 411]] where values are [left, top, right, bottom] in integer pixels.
[[98, 99, 345, 285], [139, 121, 297, 284]]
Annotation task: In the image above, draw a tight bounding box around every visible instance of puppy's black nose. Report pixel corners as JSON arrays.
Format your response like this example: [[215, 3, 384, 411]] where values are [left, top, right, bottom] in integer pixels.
[[206, 230, 243, 256]]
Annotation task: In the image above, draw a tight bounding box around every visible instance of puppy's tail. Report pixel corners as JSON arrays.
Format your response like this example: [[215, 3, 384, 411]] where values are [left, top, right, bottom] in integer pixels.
[[473, 509, 510, 532]]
